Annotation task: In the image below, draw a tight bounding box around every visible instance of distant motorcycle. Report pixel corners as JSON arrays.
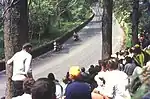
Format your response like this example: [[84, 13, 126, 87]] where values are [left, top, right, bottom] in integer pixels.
[[53, 41, 63, 51], [73, 32, 79, 41]]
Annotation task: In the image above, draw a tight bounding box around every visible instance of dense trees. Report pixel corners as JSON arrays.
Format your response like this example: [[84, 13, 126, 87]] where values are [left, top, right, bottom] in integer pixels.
[[0, 0, 92, 58], [114, 0, 150, 47]]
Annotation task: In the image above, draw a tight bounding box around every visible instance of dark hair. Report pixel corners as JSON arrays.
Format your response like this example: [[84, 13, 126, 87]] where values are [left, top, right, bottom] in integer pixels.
[[108, 58, 118, 70], [125, 57, 132, 63], [31, 78, 54, 99], [23, 78, 35, 94], [95, 65, 101, 73], [90, 65, 94, 68], [1, 97, 5, 99], [81, 67, 85, 72], [48, 73, 55, 81], [22, 43, 32, 49]]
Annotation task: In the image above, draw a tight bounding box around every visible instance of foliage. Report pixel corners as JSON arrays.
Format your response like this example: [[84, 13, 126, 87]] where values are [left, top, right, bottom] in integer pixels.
[[113, 0, 132, 47], [114, 0, 150, 47], [29, 0, 92, 42], [0, 0, 92, 58]]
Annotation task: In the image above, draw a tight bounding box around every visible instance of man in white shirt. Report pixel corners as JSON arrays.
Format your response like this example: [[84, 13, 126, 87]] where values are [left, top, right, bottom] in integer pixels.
[[94, 58, 131, 99], [7, 43, 33, 97]]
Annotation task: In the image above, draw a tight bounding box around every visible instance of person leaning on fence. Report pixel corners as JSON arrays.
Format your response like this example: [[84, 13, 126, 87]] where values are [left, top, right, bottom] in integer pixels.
[[7, 43, 33, 97]]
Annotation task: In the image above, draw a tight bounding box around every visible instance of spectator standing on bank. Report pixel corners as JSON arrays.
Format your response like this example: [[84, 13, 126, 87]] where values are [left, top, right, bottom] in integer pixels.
[[7, 43, 33, 97]]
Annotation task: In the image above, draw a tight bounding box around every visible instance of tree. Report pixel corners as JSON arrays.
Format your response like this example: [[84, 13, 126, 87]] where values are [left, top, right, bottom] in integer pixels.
[[3, 0, 29, 98], [131, 0, 139, 45], [102, 0, 113, 59]]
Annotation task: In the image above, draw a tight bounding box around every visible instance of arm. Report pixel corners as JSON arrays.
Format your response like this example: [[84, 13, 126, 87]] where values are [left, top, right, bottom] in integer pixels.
[[24, 55, 32, 75], [7, 54, 15, 65]]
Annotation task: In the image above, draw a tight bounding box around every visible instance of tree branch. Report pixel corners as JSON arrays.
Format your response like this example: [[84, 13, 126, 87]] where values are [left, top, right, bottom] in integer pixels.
[[2, 0, 19, 17]]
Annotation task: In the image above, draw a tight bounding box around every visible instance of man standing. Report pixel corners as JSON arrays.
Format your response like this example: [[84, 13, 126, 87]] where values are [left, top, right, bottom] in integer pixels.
[[7, 43, 33, 97]]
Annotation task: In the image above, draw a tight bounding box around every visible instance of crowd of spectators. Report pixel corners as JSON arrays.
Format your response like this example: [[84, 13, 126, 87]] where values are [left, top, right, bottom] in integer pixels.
[[1, 33, 150, 99]]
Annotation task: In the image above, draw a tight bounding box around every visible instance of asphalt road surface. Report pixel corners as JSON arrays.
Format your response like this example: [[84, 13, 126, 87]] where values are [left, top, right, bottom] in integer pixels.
[[0, 4, 124, 96]]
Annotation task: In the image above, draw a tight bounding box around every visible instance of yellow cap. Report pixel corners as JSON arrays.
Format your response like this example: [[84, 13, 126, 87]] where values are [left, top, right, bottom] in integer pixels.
[[69, 66, 80, 76]]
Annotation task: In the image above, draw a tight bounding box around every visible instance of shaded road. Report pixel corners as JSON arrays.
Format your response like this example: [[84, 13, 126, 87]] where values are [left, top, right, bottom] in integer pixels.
[[0, 4, 124, 96]]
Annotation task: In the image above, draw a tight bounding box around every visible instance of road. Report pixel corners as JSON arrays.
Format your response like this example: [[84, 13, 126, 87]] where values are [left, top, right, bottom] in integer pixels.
[[0, 4, 124, 96]]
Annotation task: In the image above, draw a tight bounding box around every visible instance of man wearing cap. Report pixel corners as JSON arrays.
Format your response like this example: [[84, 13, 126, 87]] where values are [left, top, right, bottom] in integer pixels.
[[64, 66, 92, 99], [7, 43, 33, 97]]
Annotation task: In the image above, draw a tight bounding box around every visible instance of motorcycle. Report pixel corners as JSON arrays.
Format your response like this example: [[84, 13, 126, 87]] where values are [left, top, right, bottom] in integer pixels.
[[53, 41, 63, 51]]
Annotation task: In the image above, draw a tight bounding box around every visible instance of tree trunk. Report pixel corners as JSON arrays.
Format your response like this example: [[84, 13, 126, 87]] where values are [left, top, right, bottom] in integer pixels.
[[102, 0, 113, 59], [132, 0, 139, 46], [4, 0, 28, 99]]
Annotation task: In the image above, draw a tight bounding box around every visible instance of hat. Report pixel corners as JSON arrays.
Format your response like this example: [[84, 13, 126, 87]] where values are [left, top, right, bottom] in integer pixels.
[[69, 66, 80, 76], [22, 43, 32, 49], [134, 44, 140, 48]]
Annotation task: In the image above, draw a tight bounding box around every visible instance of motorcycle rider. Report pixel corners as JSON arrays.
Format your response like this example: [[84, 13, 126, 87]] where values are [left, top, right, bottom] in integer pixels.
[[73, 32, 79, 41], [53, 40, 62, 51]]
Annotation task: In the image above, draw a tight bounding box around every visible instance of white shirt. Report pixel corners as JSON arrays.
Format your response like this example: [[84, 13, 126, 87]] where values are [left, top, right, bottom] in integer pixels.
[[12, 93, 31, 99], [95, 70, 131, 99], [56, 84, 63, 99], [131, 66, 143, 82], [7, 50, 32, 81]]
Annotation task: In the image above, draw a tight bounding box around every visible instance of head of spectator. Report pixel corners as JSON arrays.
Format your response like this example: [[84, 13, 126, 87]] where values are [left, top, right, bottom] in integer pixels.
[[125, 56, 132, 64], [100, 59, 108, 72], [23, 78, 35, 94], [31, 78, 54, 99], [90, 65, 95, 68], [48, 73, 55, 81], [139, 33, 145, 42], [107, 58, 118, 71], [63, 72, 71, 84], [88, 65, 95, 75], [22, 43, 32, 53], [81, 67, 86, 73], [69, 66, 81, 81], [134, 44, 142, 54], [94, 65, 101, 73]]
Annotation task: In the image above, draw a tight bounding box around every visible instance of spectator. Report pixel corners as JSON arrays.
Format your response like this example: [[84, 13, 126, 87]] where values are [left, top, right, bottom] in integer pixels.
[[88, 65, 98, 91], [94, 58, 131, 99], [133, 44, 150, 67], [138, 33, 150, 49], [7, 43, 33, 97], [12, 78, 35, 99], [94, 65, 101, 74], [31, 78, 55, 99], [48, 73, 63, 99], [124, 57, 136, 76], [88, 65, 95, 75], [64, 66, 92, 99], [81, 67, 89, 82]]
